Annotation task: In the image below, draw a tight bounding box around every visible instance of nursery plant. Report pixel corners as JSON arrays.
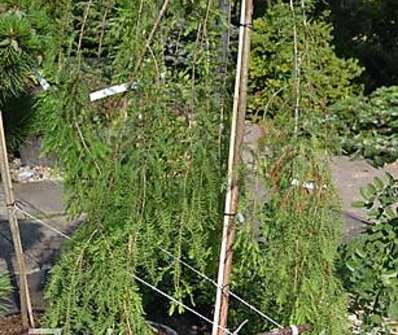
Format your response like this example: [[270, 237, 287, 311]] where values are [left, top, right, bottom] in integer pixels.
[[229, 2, 351, 334], [33, 1, 232, 333], [2, 1, 377, 334], [231, 132, 349, 335]]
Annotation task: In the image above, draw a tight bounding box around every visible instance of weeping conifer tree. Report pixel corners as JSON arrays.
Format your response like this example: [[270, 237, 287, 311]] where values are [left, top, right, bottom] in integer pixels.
[[32, 1, 231, 333], [230, 2, 351, 334]]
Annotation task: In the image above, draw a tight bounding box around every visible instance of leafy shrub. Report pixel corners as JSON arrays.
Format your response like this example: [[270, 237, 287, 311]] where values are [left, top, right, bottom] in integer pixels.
[[0, 272, 11, 315], [340, 173, 398, 333], [332, 86, 398, 167], [323, 0, 398, 92]]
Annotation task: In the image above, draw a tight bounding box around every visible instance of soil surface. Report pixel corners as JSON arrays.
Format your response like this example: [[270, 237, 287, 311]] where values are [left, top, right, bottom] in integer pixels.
[[0, 313, 42, 335]]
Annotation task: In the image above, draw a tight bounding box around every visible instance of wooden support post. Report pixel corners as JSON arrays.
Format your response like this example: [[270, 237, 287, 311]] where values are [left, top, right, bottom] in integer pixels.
[[0, 112, 34, 329], [212, 1, 254, 334]]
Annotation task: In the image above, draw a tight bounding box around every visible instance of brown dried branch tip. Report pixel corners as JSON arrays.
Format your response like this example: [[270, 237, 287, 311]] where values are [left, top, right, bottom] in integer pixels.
[[255, 324, 312, 335]]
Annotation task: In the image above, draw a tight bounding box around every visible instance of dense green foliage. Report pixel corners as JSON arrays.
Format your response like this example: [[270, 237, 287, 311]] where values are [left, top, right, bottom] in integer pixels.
[[4, 1, 397, 334], [0, 1, 54, 149], [33, 1, 230, 333], [0, 272, 11, 315], [340, 174, 398, 334], [0, 12, 37, 104], [248, 2, 363, 129], [332, 86, 398, 167]]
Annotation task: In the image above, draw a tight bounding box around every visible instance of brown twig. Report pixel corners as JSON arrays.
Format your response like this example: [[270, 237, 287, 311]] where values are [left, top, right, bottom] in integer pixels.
[[121, 0, 171, 114], [97, 4, 112, 58], [133, 0, 171, 75], [77, 0, 93, 69]]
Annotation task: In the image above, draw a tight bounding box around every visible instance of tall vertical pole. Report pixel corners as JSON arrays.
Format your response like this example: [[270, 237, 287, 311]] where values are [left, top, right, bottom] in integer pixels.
[[212, 1, 254, 334], [0, 112, 33, 329]]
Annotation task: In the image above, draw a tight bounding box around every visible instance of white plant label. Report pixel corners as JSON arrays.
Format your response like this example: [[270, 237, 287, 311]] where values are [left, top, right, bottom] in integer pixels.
[[90, 82, 139, 102]]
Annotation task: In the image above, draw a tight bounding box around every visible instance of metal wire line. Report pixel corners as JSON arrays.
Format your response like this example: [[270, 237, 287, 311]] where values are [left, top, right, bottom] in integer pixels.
[[132, 274, 236, 335], [14, 204, 71, 240], [157, 245, 284, 329]]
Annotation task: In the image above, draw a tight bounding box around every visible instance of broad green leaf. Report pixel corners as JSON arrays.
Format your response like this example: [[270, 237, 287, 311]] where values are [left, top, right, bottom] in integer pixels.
[[373, 176, 384, 190]]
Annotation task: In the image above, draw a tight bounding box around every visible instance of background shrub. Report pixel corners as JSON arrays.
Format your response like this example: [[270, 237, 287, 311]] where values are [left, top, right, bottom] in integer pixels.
[[248, 2, 363, 127], [332, 86, 398, 167], [340, 173, 398, 333], [0, 2, 54, 151]]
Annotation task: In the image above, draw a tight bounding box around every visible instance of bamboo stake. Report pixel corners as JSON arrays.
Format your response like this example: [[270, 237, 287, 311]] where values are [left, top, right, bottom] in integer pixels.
[[289, 0, 301, 134], [0, 112, 34, 329], [212, 1, 254, 334]]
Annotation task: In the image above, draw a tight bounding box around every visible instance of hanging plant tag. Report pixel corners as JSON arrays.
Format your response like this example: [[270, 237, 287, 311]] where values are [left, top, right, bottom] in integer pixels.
[[89, 82, 139, 102]]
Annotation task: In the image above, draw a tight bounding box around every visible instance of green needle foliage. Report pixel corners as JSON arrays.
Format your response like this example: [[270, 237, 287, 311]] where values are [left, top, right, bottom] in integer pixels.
[[34, 1, 231, 333], [232, 133, 348, 335], [0, 1, 54, 149], [0, 13, 37, 104]]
